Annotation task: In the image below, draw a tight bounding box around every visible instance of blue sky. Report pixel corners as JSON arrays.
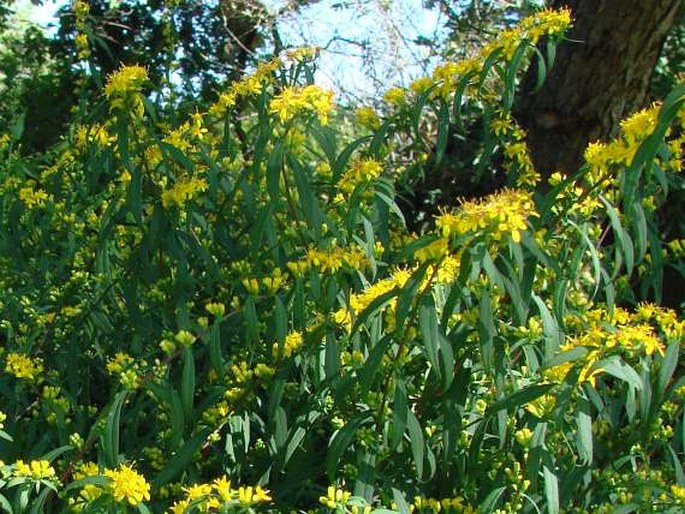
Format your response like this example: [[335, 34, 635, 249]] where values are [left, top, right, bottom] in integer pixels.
[[20, 0, 447, 100], [268, 0, 447, 99]]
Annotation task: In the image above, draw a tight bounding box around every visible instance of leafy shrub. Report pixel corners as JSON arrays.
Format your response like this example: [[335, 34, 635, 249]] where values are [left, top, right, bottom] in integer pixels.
[[0, 5, 684, 514]]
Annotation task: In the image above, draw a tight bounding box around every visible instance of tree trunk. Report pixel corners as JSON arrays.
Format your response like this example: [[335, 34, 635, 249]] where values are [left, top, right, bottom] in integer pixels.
[[515, 0, 683, 177]]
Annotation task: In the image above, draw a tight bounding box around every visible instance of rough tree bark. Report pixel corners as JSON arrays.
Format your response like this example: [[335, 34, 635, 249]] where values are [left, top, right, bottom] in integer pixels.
[[515, 0, 683, 177]]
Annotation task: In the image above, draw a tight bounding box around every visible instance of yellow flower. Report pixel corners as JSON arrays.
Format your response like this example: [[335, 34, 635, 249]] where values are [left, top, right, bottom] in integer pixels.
[[338, 158, 383, 194], [275, 330, 304, 358], [161, 177, 208, 208], [104, 464, 151, 506], [672, 484, 685, 503], [174, 330, 196, 347], [5, 353, 44, 381], [205, 302, 226, 317], [436, 189, 537, 243], [355, 106, 381, 130], [18, 186, 49, 208], [13, 459, 56, 480], [269, 84, 335, 125], [212, 475, 234, 501], [106, 352, 134, 375], [183, 482, 212, 500], [319, 486, 351, 508], [620, 105, 659, 144], [237, 485, 271, 506], [104, 65, 148, 99], [383, 87, 405, 105]]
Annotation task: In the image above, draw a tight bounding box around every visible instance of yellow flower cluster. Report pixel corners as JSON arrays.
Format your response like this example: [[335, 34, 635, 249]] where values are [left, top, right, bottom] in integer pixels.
[[273, 330, 304, 358], [104, 64, 148, 117], [106, 352, 142, 389], [104, 65, 149, 100], [209, 58, 282, 117], [162, 113, 209, 156], [489, 7, 572, 60], [411, 494, 474, 513], [13, 459, 57, 480], [518, 7, 573, 44], [546, 304, 682, 386], [18, 185, 49, 209], [583, 103, 685, 185], [319, 486, 351, 509], [205, 302, 226, 317], [269, 84, 335, 125], [436, 189, 537, 243], [405, 8, 572, 99], [170, 475, 271, 512], [347, 268, 412, 316], [5, 352, 44, 381], [74, 122, 113, 150], [337, 158, 384, 194], [493, 111, 541, 188], [72, 0, 90, 61], [104, 464, 151, 506], [161, 176, 208, 208], [355, 106, 381, 130], [292, 244, 368, 275]]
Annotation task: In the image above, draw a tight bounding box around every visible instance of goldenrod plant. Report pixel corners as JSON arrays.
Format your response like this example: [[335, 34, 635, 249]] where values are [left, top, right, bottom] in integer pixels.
[[0, 5, 684, 513]]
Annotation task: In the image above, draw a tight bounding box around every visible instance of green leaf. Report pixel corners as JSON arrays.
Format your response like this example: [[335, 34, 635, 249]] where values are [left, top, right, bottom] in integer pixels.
[[543, 458, 560, 514], [451, 71, 478, 134], [64, 475, 111, 492], [289, 155, 325, 232], [486, 383, 556, 416], [406, 409, 425, 480], [0, 493, 12, 514], [657, 341, 680, 399], [392, 379, 408, 450], [10, 111, 25, 141], [597, 356, 643, 390], [532, 294, 561, 360], [576, 396, 593, 465], [531, 45, 548, 93], [432, 102, 451, 171], [479, 486, 506, 513], [181, 348, 196, 422], [478, 289, 496, 372], [358, 334, 394, 391], [103, 391, 128, 467], [354, 452, 376, 502], [503, 41, 529, 109], [41, 445, 73, 463], [266, 140, 285, 199], [326, 412, 373, 481], [600, 195, 634, 277], [392, 488, 411, 514], [152, 427, 212, 487], [419, 296, 443, 382], [669, 445, 685, 486]]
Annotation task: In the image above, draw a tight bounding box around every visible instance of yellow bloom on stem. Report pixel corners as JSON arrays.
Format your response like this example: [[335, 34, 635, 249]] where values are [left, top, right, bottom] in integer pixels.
[[104, 464, 151, 506], [104, 65, 148, 100], [13, 459, 56, 480], [5, 353, 43, 381], [161, 177, 208, 208], [237, 485, 271, 506], [18, 186, 49, 208], [319, 486, 351, 509], [269, 84, 334, 125], [436, 189, 537, 243]]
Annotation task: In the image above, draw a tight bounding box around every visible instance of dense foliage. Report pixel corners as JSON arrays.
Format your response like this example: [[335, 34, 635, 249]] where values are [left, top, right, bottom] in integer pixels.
[[0, 3, 684, 513]]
